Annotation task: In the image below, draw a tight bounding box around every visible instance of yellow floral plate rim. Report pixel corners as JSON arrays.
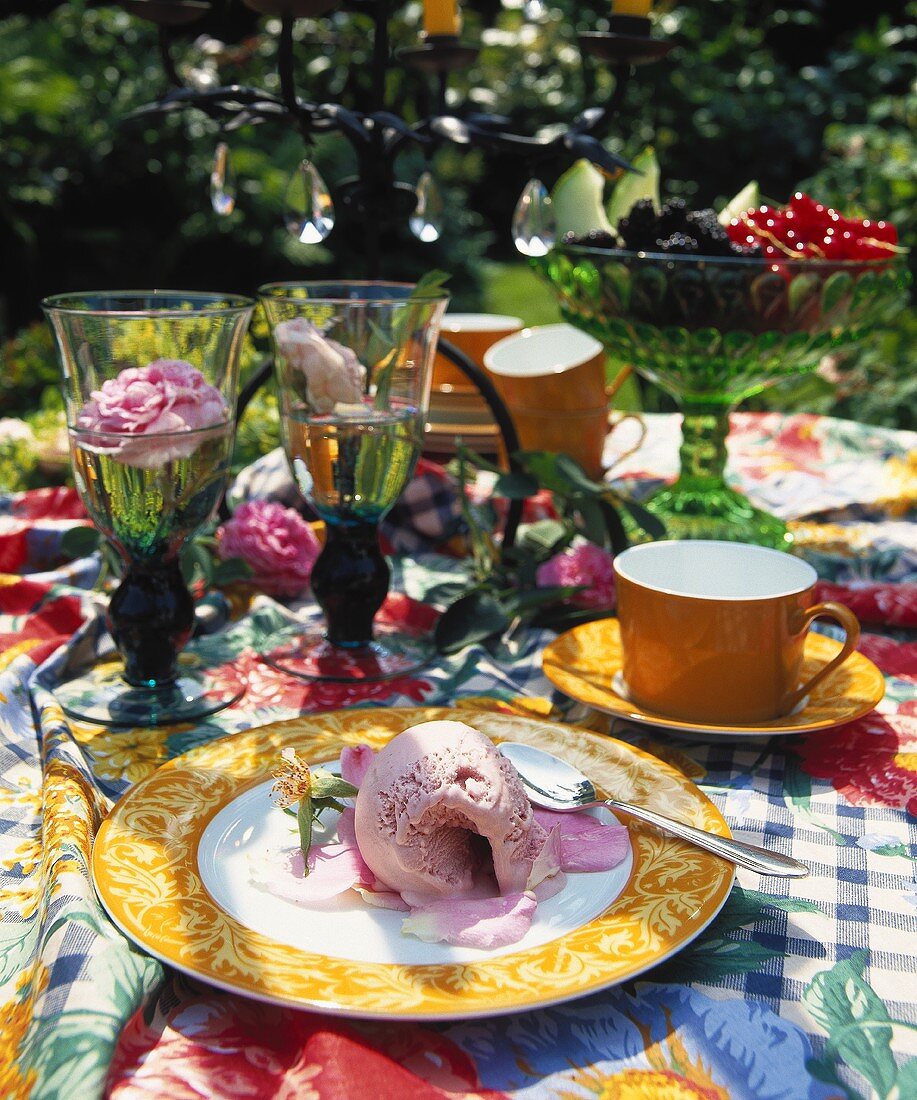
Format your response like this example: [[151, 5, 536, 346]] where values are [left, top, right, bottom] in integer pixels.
[[91, 707, 735, 1021], [543, 619, 885, 738]]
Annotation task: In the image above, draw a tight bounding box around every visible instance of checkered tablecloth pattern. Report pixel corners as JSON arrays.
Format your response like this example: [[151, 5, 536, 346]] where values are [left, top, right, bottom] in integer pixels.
[[1, 412, 915, 1100]]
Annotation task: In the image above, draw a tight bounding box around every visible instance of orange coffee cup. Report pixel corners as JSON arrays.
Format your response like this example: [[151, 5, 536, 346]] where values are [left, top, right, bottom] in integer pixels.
[[433, 313, 523, 393], [483, 323, 609, 477], [613, 540, 860, 725]]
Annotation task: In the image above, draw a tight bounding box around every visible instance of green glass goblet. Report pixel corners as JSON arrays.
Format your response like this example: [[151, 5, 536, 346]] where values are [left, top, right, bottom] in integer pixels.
[[43, 291, 254, 726], [536, 247, 909, 548]]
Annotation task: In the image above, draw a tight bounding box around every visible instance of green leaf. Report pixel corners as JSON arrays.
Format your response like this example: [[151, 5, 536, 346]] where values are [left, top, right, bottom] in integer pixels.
[[451, 443, 504, 476], [180, 541, 214, 587], [212, 557, 254, 585], [420, 580, 469, 607], [505, 584, 582, 612], [59, 525, 102, 559], [599, 499, 629, 555], [616, 496, 668, 541], [434, 590, 509, 654], [655, 936, 784, 983], [310, 768, 358, 799], [492, 470, 539, 499], [411, 270, 451, 298], [297, 791, 313, 869], [783, 757, 849, 844], [804, 951, 898, 1099], [533, 605, 614, 632], [575, 497, 608, 546], [518, 519, 570, 555]]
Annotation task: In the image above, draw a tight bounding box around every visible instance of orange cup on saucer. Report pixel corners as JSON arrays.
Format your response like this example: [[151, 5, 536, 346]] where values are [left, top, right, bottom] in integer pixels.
[[613, 540, 862, 725], [433, 313, 524, 394], [483, 323, 610, 477]]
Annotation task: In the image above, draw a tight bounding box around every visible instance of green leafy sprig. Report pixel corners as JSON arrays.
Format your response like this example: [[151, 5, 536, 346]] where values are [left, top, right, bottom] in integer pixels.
[[271, 748, 359, 868], [432, 443, 665, 655], [369, 270, 451, 410]]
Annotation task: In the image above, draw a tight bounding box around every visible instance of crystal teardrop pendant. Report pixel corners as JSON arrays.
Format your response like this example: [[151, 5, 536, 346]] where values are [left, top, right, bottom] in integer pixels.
[[284, 159, 335, 244], [409, 171, 444, 243], [512, 178, 555, 257], [210, 142, 236, 216]]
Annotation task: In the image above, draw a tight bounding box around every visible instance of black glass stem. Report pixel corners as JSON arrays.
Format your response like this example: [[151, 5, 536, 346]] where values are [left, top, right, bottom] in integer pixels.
[[108, 558, 195, 686], [310, 522, 390, 647]]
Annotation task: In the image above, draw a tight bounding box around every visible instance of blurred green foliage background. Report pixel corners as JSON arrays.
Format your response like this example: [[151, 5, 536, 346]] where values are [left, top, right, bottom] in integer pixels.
[[0, 0, 913, 491]]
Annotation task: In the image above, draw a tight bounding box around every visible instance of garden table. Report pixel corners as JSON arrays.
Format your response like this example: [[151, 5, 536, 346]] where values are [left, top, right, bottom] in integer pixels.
[[1, 411, 914, 1100]]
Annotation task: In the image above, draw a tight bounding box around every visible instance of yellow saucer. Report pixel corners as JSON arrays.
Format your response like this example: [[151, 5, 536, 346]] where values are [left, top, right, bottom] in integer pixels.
[[542, 619, 886, 739]]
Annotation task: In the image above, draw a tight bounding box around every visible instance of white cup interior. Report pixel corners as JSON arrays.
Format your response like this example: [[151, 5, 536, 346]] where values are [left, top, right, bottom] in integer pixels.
[[613, 540, 816, 600], [484, 323, 603, 378], [441, 313, 523, 334]]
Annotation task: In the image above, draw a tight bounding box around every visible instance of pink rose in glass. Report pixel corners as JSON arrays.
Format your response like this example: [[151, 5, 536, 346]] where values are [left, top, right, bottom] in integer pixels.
[[536, 542, 616, 610], [76, 360, 228, 469], [217, 500, 321, 597], [274, 318, 365, 415]]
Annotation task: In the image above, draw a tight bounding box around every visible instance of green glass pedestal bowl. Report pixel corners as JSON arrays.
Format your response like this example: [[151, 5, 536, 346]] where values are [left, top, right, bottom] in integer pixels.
[[535, 246, 909, 547]]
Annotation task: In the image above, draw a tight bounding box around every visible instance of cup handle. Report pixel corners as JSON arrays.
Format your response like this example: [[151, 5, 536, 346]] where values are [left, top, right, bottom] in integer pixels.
[[783, 601, 861, 713], [604, 410, 647, 471]]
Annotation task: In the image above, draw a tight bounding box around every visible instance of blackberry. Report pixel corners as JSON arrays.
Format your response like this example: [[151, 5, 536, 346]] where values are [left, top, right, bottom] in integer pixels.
[[657, 232, 700, 255], [686, 208, 733, 256], [657, 198, 689, 235], [618, 198, 659, 250], [583, 227, 620, 248]]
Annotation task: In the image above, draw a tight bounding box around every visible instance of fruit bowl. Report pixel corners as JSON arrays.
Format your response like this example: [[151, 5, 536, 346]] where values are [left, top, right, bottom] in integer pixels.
[[535, 245, 909, 547]]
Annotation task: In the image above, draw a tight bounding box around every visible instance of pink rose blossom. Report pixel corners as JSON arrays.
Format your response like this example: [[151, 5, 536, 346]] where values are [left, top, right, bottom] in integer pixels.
[[77, 360, 227, 469], [536, 541, 616, 610], [274, 318, 365, 415], [217, 500, 321, 597]]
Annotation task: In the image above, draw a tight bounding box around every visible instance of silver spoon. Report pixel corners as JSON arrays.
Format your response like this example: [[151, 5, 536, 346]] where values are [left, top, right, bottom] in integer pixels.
[[500, 742, 809, 878]]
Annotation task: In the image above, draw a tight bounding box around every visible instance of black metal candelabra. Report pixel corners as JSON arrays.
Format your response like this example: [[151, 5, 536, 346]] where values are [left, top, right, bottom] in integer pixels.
[[117, 1, 672, 544]]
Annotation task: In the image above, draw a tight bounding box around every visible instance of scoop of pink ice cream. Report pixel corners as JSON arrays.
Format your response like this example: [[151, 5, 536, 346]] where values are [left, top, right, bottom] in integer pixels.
[[353, 720, 547, 901]]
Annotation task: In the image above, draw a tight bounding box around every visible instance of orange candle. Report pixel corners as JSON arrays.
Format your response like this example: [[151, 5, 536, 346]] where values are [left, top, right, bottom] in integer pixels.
[[612, 0, 653, 15], [423, 0, 461, 37]]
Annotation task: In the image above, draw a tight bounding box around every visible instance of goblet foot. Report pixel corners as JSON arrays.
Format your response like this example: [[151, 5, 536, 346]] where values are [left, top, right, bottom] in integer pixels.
[[53, 663, 244, 727], [644, 481, 792, 549], [262, 621, 433, 683]]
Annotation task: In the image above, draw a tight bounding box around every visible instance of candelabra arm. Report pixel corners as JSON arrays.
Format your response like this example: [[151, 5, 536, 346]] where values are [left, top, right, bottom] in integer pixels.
[[158, 26, 183, 88], [437, 338, 522, 549], [278, 14, 305, 128]]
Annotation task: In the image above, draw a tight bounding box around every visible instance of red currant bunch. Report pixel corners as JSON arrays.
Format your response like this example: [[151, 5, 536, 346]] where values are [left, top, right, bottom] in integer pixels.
[[726, 193, 900, 264]]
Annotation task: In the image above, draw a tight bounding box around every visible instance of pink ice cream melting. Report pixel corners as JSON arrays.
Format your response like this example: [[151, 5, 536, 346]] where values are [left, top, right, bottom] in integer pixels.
[[255, 722, 631, 949], [353, 720, 548, 901]]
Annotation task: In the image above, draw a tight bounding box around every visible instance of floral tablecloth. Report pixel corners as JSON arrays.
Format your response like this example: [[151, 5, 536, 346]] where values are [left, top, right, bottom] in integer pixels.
[[1, 412, 915, 1100]]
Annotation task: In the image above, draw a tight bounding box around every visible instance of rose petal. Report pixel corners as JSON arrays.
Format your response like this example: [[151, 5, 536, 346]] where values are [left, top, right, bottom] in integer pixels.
[[533, 809, 630, 872], [251, 842, 366, 903], [526, 825, 562, 889], [340, 744, 375, 788], [401, 892, 537, 948], [353, 886, 411, 912], [533, 870, 567, 902]]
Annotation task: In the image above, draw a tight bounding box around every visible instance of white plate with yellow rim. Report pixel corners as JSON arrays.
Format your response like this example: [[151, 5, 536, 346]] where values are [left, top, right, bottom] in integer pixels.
[[543, 619, 885, 739], [92, 706, 734, 1020]]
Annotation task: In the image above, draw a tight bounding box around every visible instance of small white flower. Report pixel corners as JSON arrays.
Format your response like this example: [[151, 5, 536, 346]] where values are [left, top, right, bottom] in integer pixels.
[[856, 833, 901, 851]]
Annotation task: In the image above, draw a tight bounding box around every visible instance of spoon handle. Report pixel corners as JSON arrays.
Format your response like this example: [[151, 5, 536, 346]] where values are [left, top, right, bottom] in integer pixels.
[[604, 798, 809, 878]]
